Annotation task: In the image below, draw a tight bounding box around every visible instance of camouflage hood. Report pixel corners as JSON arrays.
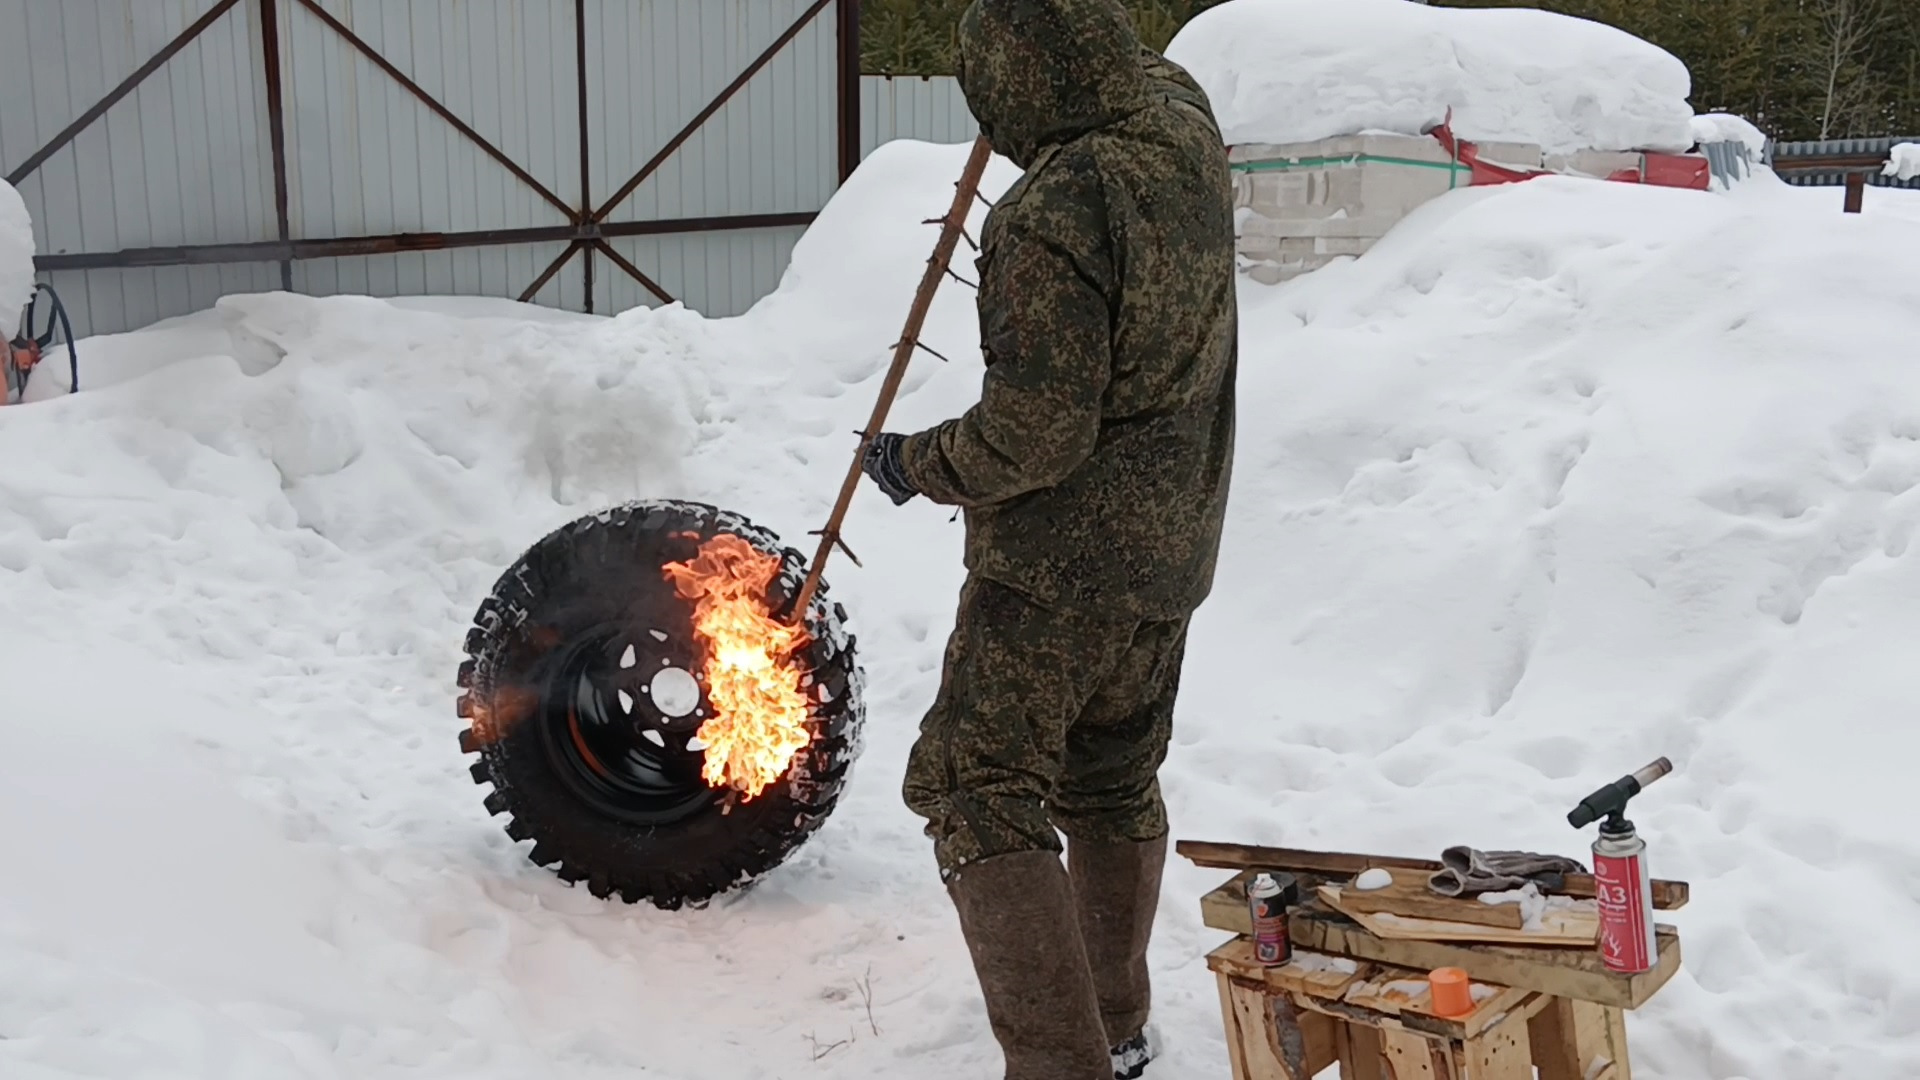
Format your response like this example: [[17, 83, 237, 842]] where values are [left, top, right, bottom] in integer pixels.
[[957, 0, 1153, 168]]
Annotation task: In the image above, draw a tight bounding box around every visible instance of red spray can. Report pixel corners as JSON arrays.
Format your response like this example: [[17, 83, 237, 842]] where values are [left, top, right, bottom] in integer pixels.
[[1567, 757, 1672, 975]]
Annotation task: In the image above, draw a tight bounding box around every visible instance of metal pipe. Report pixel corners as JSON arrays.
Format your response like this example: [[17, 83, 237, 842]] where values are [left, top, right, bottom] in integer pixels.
[[32, 212, 819, 273], [788, 135, 995, 625], [259, 0, 294, 291]]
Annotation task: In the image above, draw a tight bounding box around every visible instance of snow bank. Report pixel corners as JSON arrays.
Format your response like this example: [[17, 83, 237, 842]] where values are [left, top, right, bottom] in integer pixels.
[[0, 180, 33, 340], [6, 138, 1920, 1078], [1165, 0, 1696, 154], [1691, 112, 1768, 157], [1885, 142, 1920, 182]]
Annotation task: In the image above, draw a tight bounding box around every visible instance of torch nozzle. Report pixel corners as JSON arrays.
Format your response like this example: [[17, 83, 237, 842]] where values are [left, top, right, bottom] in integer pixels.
[[1567, 756, 1673, 830]]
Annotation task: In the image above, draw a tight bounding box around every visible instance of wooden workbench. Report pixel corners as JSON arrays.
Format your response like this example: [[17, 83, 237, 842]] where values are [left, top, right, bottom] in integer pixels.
[[1186, 848, 1686, 1080]]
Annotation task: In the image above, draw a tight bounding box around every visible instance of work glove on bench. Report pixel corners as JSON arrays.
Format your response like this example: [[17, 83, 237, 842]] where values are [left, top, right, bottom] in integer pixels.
[[1427, 846, 1588, 897], [861, 432, 921, 505]]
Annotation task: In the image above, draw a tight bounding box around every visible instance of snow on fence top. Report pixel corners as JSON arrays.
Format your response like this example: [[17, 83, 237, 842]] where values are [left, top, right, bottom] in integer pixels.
[[1164, 0, 1696, 155], [0, 181, 33, 340], [1887, 143, 1920, 183], [1691, 113, 1768, 158]]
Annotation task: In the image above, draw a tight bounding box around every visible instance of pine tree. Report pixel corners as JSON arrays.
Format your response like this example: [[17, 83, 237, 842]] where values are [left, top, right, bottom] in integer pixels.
[[859, 0, 1920, 140]]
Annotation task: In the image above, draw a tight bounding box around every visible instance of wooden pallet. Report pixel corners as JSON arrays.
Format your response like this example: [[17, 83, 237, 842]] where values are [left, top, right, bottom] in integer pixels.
[[1208, 939, 1633, 1080], [1200, 871, 1681, 1010], [1187, 843, 1685, 1079]]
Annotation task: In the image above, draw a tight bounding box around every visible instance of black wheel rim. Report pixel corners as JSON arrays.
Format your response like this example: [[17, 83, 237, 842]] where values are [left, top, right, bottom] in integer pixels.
[[537, 624, 725, 827]]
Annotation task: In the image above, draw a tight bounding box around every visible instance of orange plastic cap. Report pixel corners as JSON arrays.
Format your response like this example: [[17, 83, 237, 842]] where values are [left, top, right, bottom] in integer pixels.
[[1428, 967, 1474, 1018]]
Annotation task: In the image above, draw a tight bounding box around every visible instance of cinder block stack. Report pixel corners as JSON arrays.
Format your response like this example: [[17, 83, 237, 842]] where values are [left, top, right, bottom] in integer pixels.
[[1230, 134, 1478, 284], [1230, 135, 1579, 283]]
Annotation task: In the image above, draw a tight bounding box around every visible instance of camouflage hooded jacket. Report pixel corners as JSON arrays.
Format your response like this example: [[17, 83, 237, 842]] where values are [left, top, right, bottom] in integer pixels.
[[897, 0, 1239, 621]]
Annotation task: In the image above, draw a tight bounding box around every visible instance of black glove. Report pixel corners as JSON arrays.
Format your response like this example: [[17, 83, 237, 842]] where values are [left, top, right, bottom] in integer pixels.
[[861, 432, 920, 505]]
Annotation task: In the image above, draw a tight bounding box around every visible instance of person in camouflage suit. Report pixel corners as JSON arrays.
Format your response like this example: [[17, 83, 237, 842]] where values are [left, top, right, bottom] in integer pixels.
[[858, 1, 1236, 1077]]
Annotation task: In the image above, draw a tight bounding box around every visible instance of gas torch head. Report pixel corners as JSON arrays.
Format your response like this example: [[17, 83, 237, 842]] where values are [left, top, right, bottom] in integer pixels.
[[1567, 757, 1673, 830]]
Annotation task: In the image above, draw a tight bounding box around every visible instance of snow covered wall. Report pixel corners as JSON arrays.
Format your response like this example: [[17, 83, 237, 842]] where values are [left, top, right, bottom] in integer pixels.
[[4, 146, 1920, 1080], [1166, 0, 1696, 154], [0, 180, 33, 340]]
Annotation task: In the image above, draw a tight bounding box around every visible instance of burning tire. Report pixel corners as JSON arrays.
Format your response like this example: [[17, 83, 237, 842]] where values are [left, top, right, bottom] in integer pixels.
[[456, 499, 866, 910]]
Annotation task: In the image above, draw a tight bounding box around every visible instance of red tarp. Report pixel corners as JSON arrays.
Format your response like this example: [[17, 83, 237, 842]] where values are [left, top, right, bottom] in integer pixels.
[[1426, 111, 1710, 192]]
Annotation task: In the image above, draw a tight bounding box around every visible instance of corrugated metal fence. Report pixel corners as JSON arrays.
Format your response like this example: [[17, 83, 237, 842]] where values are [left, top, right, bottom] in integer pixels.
[[859, 75, 976, 158], [1, 0, 861, 337], [1767, 136, 1920, 190]]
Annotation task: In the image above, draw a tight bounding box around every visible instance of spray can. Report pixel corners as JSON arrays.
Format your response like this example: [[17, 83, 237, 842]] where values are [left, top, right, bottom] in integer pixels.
[[1247, 872, 1295, 966], [1591, 819, 1656, 973]]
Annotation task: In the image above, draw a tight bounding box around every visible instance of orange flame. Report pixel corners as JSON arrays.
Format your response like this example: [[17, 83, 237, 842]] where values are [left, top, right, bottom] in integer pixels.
[[661, 534, 813, 800]]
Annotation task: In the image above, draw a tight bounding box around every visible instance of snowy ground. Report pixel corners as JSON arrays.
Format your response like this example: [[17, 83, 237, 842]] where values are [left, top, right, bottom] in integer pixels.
[[4, 141, 1920, 1080]]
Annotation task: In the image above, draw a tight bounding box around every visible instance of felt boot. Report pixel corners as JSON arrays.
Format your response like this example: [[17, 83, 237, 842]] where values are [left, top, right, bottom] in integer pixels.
[[1068, 833, 1168, 1065], [946, 850, 1115, 1080]]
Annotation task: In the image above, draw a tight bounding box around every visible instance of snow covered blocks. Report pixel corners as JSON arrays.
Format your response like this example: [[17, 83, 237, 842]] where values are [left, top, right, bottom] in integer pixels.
[[1229, 134, 1711, 283], [1231, 133, 1514, 284]]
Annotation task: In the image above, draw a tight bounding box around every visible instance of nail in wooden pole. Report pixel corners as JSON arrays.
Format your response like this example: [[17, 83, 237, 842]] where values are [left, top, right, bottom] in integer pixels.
[[788, 136, 996, 625]]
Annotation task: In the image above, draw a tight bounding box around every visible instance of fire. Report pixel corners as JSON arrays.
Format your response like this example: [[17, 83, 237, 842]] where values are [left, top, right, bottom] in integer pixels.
[[661, 534, 813, 800]]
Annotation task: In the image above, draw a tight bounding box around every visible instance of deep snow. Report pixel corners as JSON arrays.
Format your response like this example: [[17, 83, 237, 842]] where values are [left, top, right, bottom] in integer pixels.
[[4, 141, 1920, 1080], [1887, 142, 1920, 182], [1163, 0, 1697, 153], [1690, 113, 1769, 157], [0, 179, 33, 340]]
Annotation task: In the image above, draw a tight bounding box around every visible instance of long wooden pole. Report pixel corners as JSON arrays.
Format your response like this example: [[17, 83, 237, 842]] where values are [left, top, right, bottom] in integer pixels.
[[789, 136, 996, 624]]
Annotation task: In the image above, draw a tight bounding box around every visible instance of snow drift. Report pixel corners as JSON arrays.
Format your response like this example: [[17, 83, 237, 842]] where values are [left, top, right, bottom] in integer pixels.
[[0, 180, 32, 340], [1886, 142, 1920, 182], [1164, 0, 1697, 154], [4, 140, 1920, 1079], [1690, 112, 1769, 157]]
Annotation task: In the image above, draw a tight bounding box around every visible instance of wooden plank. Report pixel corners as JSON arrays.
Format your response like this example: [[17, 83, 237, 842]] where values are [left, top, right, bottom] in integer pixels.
[[1335, 874, 1527, 930], [1177, 840, 1690, 911], [1282, 991, 1344, 1076], [1200, 878, 1683, 1010], [1226, 977, 1310, 1079], [1213, 940, 1548, 1045], [1581, 1002, 1632, 1080], [1338, 1021, 1388, 1080], [1217, 972, 1255, 1080], [1465, 1005, 1533, 1080], [1321, 885, 1599, 948], [1527, 997, 1580, 1080], [1208, 937, 1370, 1000], [1380, 1027, 1451, 1079], [1341, 974, 1538, 1042], [1296, 907, 1679, 1012]]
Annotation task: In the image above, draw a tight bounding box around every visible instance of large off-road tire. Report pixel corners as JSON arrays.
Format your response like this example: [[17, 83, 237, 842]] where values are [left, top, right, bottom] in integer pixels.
[[456, 499, 865, 910]]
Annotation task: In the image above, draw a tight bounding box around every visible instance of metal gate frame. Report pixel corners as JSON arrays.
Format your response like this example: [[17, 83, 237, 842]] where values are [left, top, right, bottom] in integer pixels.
[[5, 0, 864, 313]]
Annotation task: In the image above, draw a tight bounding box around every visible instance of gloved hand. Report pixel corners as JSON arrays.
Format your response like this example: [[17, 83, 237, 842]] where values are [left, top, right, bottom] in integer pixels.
[[861, 432, 920, 505]]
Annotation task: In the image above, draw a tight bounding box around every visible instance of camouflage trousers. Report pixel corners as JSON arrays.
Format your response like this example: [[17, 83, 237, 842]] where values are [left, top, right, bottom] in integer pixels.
[[903, 574, 1191, 881]]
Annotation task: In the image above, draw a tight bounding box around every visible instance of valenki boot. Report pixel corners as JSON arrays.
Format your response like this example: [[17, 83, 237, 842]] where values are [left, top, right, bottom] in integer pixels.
[[1068, 834, 1168, 1077], [946, 850, 1115, 1080]]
